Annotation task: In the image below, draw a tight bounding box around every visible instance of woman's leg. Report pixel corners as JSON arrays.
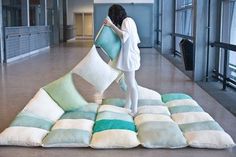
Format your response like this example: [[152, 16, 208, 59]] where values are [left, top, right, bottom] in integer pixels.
[[124, 71, 138, 114]]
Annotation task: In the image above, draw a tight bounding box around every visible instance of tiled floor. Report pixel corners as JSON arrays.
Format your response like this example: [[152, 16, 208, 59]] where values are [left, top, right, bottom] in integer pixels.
[[0, 41, 235, 157]]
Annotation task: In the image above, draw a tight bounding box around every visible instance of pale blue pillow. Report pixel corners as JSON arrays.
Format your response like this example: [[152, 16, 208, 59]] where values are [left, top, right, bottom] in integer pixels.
[[95, 25, 121, 60]]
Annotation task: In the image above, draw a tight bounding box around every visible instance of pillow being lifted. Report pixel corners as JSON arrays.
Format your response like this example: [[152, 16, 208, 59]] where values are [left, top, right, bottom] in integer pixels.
[[95, 24, 121, 60]]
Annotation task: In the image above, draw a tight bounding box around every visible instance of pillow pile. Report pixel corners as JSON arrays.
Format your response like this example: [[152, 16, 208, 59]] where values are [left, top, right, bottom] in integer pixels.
[[165, 94, 235, 149], [134, 102, 187, 148], [90, 105, 140, 148], [43, 103, 98, 147], [0, 89, 64, 146]]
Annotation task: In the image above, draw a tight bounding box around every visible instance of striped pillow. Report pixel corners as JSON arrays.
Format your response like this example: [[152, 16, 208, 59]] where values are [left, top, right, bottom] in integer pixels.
[[42, 103, 98, 147], [90, 105, 140, 148], [168, 99, 235, 149], [0, 89, 64, 146], [135, 105, 187, 148]]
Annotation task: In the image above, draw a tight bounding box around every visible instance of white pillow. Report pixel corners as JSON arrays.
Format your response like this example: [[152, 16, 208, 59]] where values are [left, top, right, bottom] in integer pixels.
[[0, 127, 48, 146], [72, 45, 120, 93], [22, 88, 64, 122], [138, 85, 162, 100]]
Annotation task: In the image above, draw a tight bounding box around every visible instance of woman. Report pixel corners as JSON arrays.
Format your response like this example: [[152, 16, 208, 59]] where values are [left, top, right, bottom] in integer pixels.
[[104, 4, 141, 115]]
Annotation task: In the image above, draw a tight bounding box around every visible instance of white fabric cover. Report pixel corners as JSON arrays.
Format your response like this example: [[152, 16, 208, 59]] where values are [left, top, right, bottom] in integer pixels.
[[137, 106, 170, 115], [90, 130, 140, 149], [22, 88, 64, 122], [166, 99, 199, 107], [0, 127, 48, 146], [72, 45, 120, 93], [138, 85, 161, 100], [99, 105, 131, 114], [52, 119, 94, 133], [171, 112, 214, 124], [135, 114, 172, 127], [184, 130, 235, 149]]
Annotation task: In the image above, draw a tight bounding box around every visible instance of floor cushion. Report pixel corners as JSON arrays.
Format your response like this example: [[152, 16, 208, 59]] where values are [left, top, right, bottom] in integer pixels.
[[42, 103, 98, 147], [90, 105, 139, 148]]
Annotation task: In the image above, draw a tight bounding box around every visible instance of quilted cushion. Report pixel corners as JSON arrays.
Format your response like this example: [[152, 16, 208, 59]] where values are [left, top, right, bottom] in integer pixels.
[[43, 73, 87, 111], [168, 99, 235, 149], [72, 45, 120, 93], [42, 103, 98, 147], [95, 24, 121, 60], [134, 104, 187, 148], [90, 105, 140, 148], [0, 89, 63, 146], [0, 112, 53, 146]]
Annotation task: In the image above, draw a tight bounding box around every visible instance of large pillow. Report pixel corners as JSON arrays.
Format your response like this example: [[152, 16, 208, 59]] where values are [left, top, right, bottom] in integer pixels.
[[134, 102, 187, 148], [22, 88, 64, 122], [0, 89, 64, 146], [42, 103, 98, 147], [0, 112, 53, 146], [95, 24, 121, 60], [43, 73, 88, 111], [168, 99, 235, 149], [72, 45, 120, 93], [90, 105, 140, 148]]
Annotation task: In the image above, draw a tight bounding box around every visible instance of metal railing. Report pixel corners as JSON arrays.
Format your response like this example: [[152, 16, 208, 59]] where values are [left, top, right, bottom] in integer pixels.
[[210, 42, 236, 90]]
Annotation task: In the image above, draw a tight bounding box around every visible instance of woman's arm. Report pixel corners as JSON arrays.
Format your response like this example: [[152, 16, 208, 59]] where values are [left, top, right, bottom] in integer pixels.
[[104, 18, 124, 40]]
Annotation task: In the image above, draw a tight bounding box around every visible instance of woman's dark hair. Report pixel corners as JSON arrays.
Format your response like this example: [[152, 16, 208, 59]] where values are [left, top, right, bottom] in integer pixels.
[[108, 4, 127, 27]]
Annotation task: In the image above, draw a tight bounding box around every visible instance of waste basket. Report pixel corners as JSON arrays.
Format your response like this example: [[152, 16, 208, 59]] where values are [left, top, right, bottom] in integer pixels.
[[179, 39, 194, 71]]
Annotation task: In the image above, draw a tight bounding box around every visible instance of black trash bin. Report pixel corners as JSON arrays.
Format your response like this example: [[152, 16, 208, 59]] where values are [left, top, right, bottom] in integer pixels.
[[179, 39, 194, 71]]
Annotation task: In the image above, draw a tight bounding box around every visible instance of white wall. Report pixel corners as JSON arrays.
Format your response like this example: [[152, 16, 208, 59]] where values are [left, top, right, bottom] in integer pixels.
[[67, 0, 93, 25], [94, 0, 154, 3]]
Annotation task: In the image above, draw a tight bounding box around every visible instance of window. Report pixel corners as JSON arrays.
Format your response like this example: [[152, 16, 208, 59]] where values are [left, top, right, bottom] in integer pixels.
[[220, 0, 236, 82], [30, 0, 45, 26], [2, 0, 28, 27], [175, 0, 193, 36], [175, 0, 193, 54]]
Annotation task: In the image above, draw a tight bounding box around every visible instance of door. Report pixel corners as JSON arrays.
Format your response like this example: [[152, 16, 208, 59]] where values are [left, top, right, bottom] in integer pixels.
[[84, 13, 93, 37], [74, 13, 83, 36]]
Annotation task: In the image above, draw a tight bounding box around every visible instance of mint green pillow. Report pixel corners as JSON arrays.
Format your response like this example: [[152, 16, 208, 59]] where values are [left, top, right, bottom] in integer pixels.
[[95, 25, 121, 60], [162, 93, 192, 103], [43, 73, 87, 111]]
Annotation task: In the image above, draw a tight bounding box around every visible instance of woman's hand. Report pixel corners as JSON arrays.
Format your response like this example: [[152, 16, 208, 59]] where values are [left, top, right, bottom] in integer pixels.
[[104, 18, 113, 27]]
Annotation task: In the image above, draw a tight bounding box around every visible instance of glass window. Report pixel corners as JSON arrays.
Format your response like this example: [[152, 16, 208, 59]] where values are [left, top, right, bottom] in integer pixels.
[[175, 0, 193, 36], [30, 0, 45, 26], [220, 0, 236, 82], [158, 0, 162, 46], [2, 0, 28, 27]]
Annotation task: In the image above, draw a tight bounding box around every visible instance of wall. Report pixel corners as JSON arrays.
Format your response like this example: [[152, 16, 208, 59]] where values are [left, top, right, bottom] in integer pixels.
[[67, 0, 93, 25]]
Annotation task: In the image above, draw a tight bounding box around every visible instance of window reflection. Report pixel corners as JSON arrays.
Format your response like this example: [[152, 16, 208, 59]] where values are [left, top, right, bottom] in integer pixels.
[[30, 0, 45, 26]]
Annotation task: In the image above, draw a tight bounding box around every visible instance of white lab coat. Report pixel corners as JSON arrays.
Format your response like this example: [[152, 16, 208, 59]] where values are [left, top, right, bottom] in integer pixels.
[[116, 17, 141, 71]]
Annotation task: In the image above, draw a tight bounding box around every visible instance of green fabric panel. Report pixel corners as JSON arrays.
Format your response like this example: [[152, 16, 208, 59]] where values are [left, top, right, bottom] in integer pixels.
[[102, 98, 126, 107], [10, 114, 53, 131], [169, 105, 203, 114], [76, 103, 99, 113], [162, 93, 192, 103], [96, 111, 133, 122], [43, 73, 88, 111], [138, 121, 187, 148], [93, 120, 136, 133], [179, 121, 224, 133], [95, 25, 121, 60], [138, 99, 164, 107], [61, 111, 96, 121], [43, 129, 91, 146]]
